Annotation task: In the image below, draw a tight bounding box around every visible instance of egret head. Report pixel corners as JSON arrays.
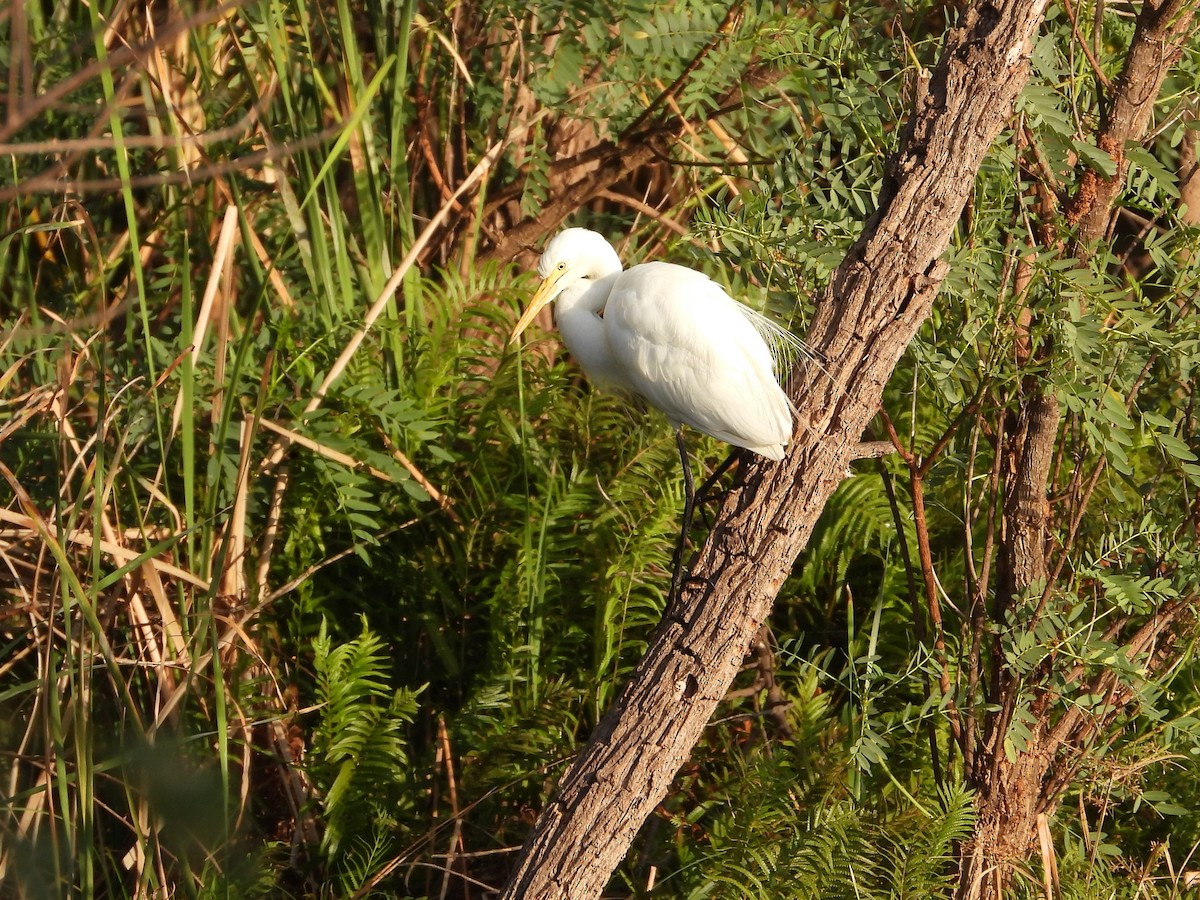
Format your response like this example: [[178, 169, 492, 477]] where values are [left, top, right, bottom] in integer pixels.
[[510, 229, 622, 344]]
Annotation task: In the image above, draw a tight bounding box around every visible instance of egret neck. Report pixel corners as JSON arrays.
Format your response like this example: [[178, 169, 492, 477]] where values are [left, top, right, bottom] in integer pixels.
[[552, 270, 623, 390]]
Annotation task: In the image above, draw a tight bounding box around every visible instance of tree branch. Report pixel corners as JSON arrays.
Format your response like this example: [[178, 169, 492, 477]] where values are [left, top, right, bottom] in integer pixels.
[[1063, 0, 1198, 243]]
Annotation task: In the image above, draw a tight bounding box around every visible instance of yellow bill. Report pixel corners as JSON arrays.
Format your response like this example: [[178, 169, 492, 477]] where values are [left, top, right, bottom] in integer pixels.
[[509, 269, 566, 344]]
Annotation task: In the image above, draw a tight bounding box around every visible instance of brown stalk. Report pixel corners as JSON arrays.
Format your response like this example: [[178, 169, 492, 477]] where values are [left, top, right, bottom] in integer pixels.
[[1060, 0, 1113, 90], [879, 408, 967, 742]]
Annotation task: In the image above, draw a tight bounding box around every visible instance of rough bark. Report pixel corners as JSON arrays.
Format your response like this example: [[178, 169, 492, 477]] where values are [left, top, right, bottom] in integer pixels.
[[499, 1, 1051, 896], [998, 391, 1059, 604], [1063, 0, 1197, 239]]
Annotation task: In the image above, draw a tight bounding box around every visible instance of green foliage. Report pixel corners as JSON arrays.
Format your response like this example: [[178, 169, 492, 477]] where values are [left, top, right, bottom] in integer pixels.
[[310, 619, 421, 858], [668, 744, 975, 899]]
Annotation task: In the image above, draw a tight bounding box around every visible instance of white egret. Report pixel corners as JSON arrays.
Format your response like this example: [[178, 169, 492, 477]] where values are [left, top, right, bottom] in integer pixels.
[[509, 228, 799, 600]]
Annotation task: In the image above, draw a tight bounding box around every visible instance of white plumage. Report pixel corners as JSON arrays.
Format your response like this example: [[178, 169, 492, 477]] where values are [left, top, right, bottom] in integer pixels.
[[510, 228, 795, 460]]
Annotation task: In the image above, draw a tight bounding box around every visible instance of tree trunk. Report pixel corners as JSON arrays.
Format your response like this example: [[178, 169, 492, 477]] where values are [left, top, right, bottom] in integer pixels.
[[500, 0, 1052, 895], [958, 3, 1196, 896]]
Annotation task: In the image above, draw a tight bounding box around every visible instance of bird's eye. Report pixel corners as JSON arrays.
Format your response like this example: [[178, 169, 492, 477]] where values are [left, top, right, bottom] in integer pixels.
[[557, 262, 566, 270]]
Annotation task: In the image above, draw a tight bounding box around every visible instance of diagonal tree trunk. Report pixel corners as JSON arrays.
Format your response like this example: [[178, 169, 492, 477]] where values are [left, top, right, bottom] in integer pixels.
[[500, 0, 1052, 895]]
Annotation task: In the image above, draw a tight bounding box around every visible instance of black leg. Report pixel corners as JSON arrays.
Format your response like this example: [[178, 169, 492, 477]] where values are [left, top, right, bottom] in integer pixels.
[[669, 430, 695, 606]]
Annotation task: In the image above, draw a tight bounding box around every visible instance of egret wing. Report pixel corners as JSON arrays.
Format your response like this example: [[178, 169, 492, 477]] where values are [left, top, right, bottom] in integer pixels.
[[605, 262, 792, 455]]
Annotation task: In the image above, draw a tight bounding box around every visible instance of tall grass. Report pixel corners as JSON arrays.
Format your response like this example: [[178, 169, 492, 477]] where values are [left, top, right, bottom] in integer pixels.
[[0, 2, 424, 893]]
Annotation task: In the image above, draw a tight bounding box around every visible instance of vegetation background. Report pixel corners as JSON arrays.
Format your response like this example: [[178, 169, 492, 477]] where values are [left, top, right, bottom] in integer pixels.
[[1, 0, 1197, 897]]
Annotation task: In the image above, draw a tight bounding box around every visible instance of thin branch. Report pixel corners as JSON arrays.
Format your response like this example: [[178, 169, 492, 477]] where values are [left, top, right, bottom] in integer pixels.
[[595, 190, 690, 236], [1060, 0, 1113, 89], [0, 127, 343, 201], [880, 409, 963, 743], [621, 3, 745, 138], [0, 1, 249, 144]]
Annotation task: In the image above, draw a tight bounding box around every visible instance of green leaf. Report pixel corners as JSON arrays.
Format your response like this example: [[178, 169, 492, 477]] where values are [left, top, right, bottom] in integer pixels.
[[1073, 139, 1117, 177], [1126, 145, 1180, 198], [1157, 433, 1199, 463]]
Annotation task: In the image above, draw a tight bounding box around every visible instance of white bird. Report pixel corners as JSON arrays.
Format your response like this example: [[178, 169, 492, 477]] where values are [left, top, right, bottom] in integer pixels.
[[510, 228, 799, 601], [509, 228, 796, 459]]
